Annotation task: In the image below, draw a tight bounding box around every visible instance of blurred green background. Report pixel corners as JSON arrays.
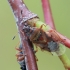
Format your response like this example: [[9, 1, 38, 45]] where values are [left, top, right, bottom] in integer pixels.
[[0, 0, 70, 70]]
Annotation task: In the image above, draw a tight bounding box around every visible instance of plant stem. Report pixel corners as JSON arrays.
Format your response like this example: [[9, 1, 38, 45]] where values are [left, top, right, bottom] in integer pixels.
[[41, 0, 70, 70], [8, 0, 38, 70], [59, 54, 70, 69], [41, 0, 70, 48], [41, 0, 55, 29], [36, 20, 70, 48]]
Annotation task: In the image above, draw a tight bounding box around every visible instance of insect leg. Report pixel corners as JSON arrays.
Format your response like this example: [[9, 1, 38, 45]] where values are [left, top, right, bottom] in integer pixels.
[[33, 44, 38, 61], [34, 44, 38, 53], [15, 41, 20, 50], [42, 31, 48, 43], [48, 30, 62, 42], [35, 55, 38, 61], [16, 47, 25, 61], [33, 23, 36, 27], [15, 44, 26, 70], [40, 24, 46, 29]]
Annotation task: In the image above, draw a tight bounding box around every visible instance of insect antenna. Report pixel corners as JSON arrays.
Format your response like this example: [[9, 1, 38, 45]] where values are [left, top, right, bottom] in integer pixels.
[[12, 32, 19, 40]]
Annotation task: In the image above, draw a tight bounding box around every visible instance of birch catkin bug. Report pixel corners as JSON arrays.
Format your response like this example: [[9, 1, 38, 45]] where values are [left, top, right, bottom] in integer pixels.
[[21, 24, 59, 52]]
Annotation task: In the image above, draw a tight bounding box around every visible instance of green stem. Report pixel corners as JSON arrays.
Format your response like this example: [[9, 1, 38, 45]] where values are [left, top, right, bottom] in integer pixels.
[[59, 54, 70, 69], [35, 20, 70, 69]]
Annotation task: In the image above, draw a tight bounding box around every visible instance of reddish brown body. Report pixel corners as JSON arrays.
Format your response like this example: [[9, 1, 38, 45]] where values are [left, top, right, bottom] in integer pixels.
[[48, 30, 62, 42], [22, 24, 59, 52]]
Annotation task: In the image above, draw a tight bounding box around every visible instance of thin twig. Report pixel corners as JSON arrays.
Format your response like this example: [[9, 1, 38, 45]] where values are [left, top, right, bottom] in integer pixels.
[[8, 0, 38, 70], [41, 0, 55, 29]]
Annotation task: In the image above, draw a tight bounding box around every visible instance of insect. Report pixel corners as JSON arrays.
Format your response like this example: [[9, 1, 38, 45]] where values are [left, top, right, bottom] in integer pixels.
[[16, 44, 26, 70], [16, 43, 38, 70], [21, 23, 59, 52]]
